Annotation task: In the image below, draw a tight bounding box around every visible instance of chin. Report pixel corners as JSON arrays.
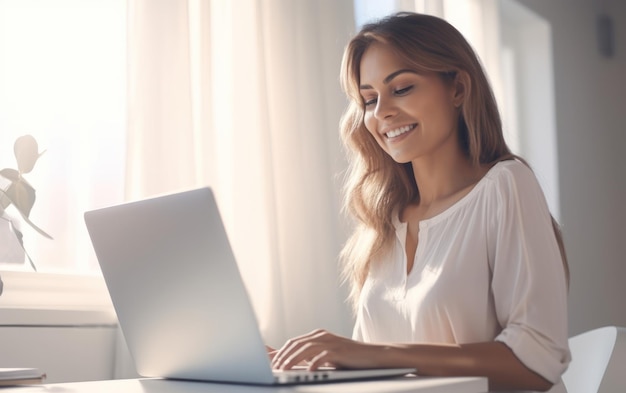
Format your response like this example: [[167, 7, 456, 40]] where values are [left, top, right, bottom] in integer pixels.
[[388, 152, 416, 164], [382, 145, 420, 164]]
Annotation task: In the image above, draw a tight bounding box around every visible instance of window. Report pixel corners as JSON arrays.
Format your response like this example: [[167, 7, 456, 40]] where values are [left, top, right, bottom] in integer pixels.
[[353, 0, 396, 28], [498, 0, 560, 219], [0, 0, 126, 276]]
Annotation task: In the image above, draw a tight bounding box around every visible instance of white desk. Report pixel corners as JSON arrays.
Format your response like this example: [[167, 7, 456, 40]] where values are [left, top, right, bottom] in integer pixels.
[[0, 376, 488, 393]]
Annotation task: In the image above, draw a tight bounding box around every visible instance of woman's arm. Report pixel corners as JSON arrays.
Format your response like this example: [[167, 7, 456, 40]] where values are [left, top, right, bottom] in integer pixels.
[[384, 340, 552, 391], [271, 329, 553, 392]]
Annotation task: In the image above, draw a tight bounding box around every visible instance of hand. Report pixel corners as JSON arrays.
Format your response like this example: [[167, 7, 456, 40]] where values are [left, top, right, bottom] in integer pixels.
[[271, 329, 380, 371], [266, 345, 278, 362]]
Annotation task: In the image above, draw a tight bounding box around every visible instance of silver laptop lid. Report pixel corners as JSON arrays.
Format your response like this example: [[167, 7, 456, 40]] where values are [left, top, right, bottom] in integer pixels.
[[85, 187, 275, 384]]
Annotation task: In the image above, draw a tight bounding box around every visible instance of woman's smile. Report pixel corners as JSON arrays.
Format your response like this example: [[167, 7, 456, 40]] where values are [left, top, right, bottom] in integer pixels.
[[360, 42, 461, 164], [385, 123, 417, 139]]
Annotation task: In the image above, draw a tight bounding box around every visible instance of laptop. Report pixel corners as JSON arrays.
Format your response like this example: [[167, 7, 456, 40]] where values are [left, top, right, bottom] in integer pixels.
[[84, 187, 415, 385]]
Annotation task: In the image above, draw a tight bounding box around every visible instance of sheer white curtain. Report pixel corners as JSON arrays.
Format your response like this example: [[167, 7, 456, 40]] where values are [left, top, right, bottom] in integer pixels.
[[125, 0, 355, 346]]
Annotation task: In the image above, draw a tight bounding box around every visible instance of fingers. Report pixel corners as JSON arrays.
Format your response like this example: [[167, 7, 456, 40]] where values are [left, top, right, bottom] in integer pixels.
[[266, 345, 278, 361], [272, 330, 323, 370], [272, 329, 334, 370], [272, 341, 312, 370], [307, 349, 332, 370]]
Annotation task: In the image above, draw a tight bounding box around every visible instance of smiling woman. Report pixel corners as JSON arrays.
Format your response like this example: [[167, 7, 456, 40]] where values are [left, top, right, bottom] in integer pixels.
[[271, 12, 570, 392]]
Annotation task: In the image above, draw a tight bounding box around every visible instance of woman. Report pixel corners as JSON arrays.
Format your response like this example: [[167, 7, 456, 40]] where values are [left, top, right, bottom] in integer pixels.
[[271, 12, 570, 392]]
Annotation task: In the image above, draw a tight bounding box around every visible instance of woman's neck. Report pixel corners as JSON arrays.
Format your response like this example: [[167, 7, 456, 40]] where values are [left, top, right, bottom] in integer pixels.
[[410, 152, 486, 207]]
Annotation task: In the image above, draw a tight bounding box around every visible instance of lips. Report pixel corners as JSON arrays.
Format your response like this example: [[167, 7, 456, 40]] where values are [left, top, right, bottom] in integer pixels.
[[385, 124, 416, 139]]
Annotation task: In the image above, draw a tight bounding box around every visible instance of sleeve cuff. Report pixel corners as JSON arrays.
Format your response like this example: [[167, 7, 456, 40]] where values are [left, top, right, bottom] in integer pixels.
[[495, 325, 571, 383]]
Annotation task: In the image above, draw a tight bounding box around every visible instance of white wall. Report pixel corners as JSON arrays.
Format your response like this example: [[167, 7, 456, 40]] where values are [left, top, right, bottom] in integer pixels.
[[517, 0, 626, 335], [0, 326, 116, 383], [0, 310, 117, 383]]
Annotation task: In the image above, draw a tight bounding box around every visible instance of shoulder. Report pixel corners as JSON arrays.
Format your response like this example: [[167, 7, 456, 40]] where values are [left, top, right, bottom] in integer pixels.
[[485, 159, 535, 182], [482, 159, 551, 218], [483, 159, 542, 195]]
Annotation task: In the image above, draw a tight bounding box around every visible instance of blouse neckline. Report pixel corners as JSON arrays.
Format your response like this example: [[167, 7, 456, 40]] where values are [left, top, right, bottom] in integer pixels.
[[393, 160, 510, 229]]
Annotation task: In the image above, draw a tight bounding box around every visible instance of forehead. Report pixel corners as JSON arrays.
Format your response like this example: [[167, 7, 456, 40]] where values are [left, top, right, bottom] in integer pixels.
[[359, 41, 413, 84]]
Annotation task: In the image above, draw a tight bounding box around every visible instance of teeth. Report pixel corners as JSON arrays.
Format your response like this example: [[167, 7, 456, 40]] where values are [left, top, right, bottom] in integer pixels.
[[386, 125, 414, 138]]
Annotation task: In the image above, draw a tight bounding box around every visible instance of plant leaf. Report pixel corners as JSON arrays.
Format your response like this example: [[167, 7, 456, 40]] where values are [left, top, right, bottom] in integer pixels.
[[7, 220, 38, 271], [14, 135, 41, 174], [5, 180, 36, 217], [0, 188, 52, 239], [1, 169, 20, 209], [0, 168, 20, 181], [19, 213, 53, 239], [0, 193, 10, 211]]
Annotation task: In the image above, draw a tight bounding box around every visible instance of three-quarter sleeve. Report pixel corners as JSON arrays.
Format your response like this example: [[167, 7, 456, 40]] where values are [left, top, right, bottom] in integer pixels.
[[490, 161, 570, 383]]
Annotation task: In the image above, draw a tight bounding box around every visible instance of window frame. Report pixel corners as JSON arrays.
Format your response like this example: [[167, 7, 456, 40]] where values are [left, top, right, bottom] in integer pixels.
[[0, 271, 115, 326]]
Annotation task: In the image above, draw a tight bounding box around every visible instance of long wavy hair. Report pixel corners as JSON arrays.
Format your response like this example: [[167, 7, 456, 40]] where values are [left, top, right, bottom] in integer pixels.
[[339, 12, 568, 309]]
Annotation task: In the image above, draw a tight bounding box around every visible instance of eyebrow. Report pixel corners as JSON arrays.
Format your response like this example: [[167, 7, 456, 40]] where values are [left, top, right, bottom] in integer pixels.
[[359, 69, 418, 90]]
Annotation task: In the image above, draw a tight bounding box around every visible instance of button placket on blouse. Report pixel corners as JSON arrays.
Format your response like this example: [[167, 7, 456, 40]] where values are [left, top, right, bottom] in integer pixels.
[[393, 221, 430, 299]]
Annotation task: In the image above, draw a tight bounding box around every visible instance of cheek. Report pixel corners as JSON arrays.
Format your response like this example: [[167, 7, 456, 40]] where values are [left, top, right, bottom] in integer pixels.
[[363, 112, 377, 138]]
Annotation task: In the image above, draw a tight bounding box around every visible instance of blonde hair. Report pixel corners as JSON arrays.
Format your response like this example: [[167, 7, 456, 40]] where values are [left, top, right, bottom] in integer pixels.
[[339, 12, 568, 309]]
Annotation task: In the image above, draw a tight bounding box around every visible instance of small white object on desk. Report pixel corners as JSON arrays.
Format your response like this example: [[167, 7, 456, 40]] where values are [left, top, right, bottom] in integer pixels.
[[0, 368, 46, 386]]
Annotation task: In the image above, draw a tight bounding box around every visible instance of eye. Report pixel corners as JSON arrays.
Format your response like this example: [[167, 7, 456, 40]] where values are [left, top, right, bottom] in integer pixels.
[[363, 96, 378, 107], [394, 85, 413, 96]]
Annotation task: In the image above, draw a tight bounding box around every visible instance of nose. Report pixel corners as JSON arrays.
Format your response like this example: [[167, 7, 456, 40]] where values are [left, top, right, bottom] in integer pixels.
[[373, 96, 396, 120]]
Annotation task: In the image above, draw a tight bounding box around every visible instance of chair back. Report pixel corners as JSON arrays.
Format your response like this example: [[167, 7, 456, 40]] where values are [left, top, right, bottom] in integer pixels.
[[562, 326, 626, 393]]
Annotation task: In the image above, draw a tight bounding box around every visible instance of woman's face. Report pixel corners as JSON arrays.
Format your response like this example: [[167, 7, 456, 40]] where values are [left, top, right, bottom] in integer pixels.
[[359, 41, 463, 164]]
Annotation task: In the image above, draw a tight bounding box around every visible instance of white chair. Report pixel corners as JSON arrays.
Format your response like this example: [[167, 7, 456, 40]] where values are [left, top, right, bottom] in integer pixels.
[[562, 326, 626, 393]]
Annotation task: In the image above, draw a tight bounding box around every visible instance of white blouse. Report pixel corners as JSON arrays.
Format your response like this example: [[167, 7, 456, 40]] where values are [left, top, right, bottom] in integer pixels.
[[352, 160, 571, 387]]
